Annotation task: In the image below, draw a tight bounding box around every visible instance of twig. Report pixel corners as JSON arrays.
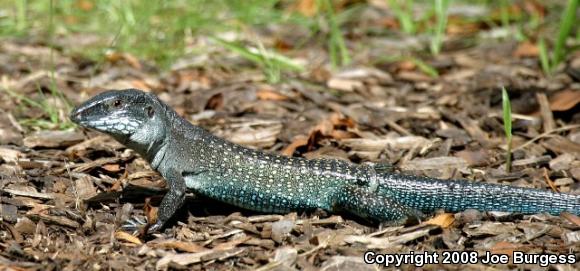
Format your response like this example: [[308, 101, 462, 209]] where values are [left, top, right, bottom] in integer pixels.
[[513, 124, 580, 151]]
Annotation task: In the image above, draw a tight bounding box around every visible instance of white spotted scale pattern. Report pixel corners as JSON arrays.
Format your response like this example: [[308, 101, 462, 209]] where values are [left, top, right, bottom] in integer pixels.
[[181, 135, 416, 221]]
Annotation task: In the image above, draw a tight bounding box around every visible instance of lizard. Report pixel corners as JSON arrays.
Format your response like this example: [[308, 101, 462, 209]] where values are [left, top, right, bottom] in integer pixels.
[[69, 89, 580, 233]]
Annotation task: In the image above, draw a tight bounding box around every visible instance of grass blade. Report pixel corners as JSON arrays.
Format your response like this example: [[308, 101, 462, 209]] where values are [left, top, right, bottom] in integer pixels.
[[430, 0, 449, 55], [553, 0, 578, 67], [502, 87, 513, 172], [538, 38, 551, 75]]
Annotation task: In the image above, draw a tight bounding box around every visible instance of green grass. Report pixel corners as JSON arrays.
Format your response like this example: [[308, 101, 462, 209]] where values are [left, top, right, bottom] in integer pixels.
[[319, 0, 351, 68], [1, 86, 73, 130], [2, 1, 574, 69], [211, 37, 305, 83], [552, 0, 578, 69], [0, 0, 304, 67], [429, 0, 449, 55], [372, 55, 439, 78], [388, 0, 416, 34], [0, 0, 72, 130], [501, 87, 513, 173], [538, 38, 551, 75], [534, 0, 578, 75]]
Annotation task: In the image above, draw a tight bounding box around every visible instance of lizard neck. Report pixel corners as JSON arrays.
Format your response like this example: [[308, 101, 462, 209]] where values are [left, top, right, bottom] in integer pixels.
[[124, 102, 174, 168]]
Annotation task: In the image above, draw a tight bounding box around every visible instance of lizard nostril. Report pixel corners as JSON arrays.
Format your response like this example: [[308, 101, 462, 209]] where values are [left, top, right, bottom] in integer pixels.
[[70, 109, 82, 121]]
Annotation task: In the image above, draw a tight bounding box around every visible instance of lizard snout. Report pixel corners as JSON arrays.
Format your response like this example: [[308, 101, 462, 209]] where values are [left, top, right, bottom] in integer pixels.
[[69, 105, 87, 124]]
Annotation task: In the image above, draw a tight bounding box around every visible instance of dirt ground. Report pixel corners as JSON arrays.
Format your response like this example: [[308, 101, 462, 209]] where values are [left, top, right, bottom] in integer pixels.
[[1, 2, 580, 271]]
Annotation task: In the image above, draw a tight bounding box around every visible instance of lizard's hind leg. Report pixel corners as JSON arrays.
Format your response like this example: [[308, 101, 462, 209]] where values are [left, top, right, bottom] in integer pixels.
[[333, 185, 423, 225]]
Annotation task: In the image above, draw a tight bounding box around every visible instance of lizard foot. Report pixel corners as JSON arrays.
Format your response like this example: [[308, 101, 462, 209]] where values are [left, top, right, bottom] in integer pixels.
[[119, 216, 148, 236]]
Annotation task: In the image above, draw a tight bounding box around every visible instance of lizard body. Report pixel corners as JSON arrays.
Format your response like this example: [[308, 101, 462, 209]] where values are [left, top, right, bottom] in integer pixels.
[[70, 89, 580, 232]]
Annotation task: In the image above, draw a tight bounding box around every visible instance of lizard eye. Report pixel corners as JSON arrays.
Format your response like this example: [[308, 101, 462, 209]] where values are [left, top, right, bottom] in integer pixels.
[[147, 106, 155, 118], [112, 99, 122, 108]]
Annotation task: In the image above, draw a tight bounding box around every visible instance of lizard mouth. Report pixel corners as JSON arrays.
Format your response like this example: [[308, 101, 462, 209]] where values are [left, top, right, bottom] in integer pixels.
[[70, 97, 109, 127]]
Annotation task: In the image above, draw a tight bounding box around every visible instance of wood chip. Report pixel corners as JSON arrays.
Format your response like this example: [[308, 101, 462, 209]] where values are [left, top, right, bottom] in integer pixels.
[[3, 188, 55, 200], [536, 92, 555, 132], [150, 239, 208, 253], [23, 130, 84, 148], [156, 247, 245, 269]]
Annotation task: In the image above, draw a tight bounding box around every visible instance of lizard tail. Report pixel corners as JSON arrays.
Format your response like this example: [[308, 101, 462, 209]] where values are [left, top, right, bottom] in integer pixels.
[[380, 175, 580, 215]]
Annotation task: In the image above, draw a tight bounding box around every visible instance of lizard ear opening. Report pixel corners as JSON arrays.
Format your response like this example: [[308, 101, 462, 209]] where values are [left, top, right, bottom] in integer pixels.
[[147, 106, 155, 118]]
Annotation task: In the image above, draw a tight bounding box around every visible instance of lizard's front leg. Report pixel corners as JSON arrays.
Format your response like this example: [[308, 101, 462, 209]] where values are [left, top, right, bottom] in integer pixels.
[[148, 167, 186, 233]]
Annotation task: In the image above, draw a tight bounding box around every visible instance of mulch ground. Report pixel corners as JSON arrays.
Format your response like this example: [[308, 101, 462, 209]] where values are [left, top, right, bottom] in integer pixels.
[[1, 10, 580, 271]]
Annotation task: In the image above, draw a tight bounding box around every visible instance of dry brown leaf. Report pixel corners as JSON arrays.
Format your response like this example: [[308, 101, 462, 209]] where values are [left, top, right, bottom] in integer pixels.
[[513, 41, 539, 57], [329, 130, 357, 140], [102, 163, 121, 172], [312, 119, 335, 136], [144, 198, 158, 227], [105, 52, 142, 69], [295, 0, 318, 16], [424, 213, 454, 228], [115, 231, 143, 245], [282, 113, 357, 156], [77, 0, 94, 11], [550, 89, 580, 111], [205, 93, 224, 110], [281, 136, 308, 156], [329, 113, 355, 128], [396, 60, 416, 71], [256, 89, 289, 101]]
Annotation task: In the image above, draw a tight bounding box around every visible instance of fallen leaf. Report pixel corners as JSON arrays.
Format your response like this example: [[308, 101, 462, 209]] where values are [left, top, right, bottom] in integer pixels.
[[115, 231, 143, 245], [77, 0, 94, 11], [144, 198, 158, 228], [424, 213, 454, 228], [102, 163, 121, 172], [513, 41, 539, 57], [205, 93, 224, 110], [397, 60, 416, 71], [281, 135, 308, 156], [550, 89, 580, 112], [256, 89, 289, 101], [106, 52, 142, 69], [295, 0, 317, 16]]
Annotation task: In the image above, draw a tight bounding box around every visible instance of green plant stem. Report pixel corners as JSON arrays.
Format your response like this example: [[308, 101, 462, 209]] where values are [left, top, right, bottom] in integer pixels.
[[430, 0, 449, 55], [553, 0, 578, 67], [502, 87, 513, 172]]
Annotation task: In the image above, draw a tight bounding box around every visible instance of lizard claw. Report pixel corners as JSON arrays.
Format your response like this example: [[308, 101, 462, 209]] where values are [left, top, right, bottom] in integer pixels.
[[120, 216, 148, 236]]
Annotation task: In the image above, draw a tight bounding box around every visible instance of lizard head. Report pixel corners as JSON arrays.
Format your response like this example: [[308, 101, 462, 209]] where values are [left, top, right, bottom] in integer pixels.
[[70, 89, 169, 147]]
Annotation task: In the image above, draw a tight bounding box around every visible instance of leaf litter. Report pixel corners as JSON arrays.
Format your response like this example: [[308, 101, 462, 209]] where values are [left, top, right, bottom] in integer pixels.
[[1, 2, 580, 270]]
